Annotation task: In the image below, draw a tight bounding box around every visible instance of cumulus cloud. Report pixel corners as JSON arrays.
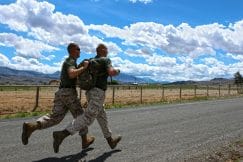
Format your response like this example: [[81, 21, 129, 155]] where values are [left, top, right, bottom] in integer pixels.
[[129, 0, 153, 4], [0, 53, 11, 66], [0, 0, 243, 81], [111, 54, 242, 82], [88, 21, 243, 58], [11, 56, 60, 73], [226, 53, 243, 61], [0, 0, 86, 35], [111, 57, 157, 77], [145, 54, 177, 66], [125, 48, 153, 57], [0, 33, 58, 59], [0, 53, 60, 73], [0, 0, 121, 55]]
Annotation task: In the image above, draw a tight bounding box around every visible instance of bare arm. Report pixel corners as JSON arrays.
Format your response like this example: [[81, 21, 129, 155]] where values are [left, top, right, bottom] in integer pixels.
[[107, 67, 120, 76], [68, 66, 86, 79], [68, 61, 89, 79]]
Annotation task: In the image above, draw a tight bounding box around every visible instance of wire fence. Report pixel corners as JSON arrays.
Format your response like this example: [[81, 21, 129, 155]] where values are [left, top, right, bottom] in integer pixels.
[[0, 84, 243, 115]]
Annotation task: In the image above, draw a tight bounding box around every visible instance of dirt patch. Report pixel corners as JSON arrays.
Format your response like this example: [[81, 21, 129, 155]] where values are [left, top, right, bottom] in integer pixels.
[[186, 139, 243, 162]]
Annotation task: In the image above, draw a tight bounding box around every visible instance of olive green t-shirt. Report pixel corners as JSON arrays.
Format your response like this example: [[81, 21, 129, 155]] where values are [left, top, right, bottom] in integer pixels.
[[94, 56, 112, 91], [59, 57, 77, 87]]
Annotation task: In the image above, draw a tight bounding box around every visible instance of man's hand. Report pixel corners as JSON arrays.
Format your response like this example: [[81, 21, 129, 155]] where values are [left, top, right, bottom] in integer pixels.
[[82, 61, 89, 69], [108, 67, 120, 76], [78, 59, 89, 68], [68, 61, 89, 79]]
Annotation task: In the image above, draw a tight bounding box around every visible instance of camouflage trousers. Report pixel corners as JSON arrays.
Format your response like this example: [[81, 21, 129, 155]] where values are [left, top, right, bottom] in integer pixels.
[[36, 88, 88, 136], [66, 87, 112, 138]]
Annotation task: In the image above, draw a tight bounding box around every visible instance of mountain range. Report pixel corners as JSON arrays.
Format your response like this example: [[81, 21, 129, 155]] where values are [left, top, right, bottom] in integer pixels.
[[0, 66, 157, 85], [0, 66, 234, 85]]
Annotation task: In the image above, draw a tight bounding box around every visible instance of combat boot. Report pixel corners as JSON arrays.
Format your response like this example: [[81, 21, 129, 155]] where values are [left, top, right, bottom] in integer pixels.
[[106, 135, 122, 149], [21, 122, 41, 145], [81, 134, 95, 149], [53, 130, 70, 153]]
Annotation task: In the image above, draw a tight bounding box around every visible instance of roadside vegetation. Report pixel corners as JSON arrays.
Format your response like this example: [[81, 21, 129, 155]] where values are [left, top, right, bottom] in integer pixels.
[[1, 94, 242, 120], [0, 111, 50, 120]]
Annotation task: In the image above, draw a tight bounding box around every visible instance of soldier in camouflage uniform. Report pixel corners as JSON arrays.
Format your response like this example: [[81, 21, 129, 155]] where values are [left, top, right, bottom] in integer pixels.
[[52, 43, 122, 153], [21, 43, 95, 149]]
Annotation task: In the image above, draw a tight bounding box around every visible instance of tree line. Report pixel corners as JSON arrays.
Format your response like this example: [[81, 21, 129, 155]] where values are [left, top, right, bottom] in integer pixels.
[[234, 71, 243, 85]]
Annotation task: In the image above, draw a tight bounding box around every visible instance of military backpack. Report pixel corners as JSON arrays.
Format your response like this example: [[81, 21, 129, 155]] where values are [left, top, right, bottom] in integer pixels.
[[78, 58, 104, 90]]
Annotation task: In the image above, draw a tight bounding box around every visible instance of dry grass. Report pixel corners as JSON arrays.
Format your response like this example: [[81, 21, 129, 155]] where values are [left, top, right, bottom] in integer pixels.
[[0, 85, 241, 115]]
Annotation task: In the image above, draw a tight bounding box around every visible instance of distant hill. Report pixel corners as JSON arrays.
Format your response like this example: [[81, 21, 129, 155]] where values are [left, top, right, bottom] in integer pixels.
[[0, 66, 234, 85], [0, 67, 59, 85], [199, 78, 234, 85], [113, 73, 157, 84], [0, 66, 156, 85], [166, 78, 234, 85]]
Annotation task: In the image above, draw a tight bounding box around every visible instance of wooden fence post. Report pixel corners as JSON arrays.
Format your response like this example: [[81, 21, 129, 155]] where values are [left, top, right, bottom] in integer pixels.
[[218, 85, 221, 97], [228, 84, 231, 95], [206, 85, 209, 97], [179, 86, 182, 101], [32, 86, 40, 112], [161, 86, 164, 101], [237, 84, 239, 94], [194, 85, 197, 97], [112, 86, 115, 104], [140, 86, 143, 104]]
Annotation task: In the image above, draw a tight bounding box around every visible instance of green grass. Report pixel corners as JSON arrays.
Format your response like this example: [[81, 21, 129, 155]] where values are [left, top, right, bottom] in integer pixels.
[[104, 95, 211, 109], [1, 95, 242, 119], [0, 111, 50, 119], [105, 95, 243, 109]]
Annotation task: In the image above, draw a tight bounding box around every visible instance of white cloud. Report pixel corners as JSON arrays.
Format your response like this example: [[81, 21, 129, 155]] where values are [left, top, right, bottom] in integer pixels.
[[43, 54, 55, 61], [145, 54, 177, 66], [203, 57, 224, 66], [125, 48, 153, 57], [226, 53, 243, 61], [111, 55, 241, 82], [0, 33, 58, 59], [129, 0, 153, 4], [0, 0, 243, 81], [0, 0, 118, 54], [11, 56, 60, 73], [88, 21, 243, 58], [111, 57, 156, 76], [0, 53, 60, 73], [0, 53, 11, 66]]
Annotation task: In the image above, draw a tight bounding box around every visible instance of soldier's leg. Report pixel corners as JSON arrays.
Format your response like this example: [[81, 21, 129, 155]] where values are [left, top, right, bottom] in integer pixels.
[[22, 89, 66, 145], [96, 106, 112, 138], [65, 96, 101, 134], [68, 90, 95, 149], [96, 105, 122, 149], [52, 88, 104, 153], [53, 102, 98, 153], [36, 90, 67, 129], [67, 89, 88, 135]]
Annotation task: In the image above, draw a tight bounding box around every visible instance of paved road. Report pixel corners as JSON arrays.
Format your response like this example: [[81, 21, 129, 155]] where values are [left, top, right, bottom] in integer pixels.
[[1, 97, 243, 162]]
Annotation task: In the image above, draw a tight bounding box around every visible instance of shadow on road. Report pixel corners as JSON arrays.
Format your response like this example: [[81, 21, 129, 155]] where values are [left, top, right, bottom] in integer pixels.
[[33, 147, 93, 162], [33, 148, 121, 162], [89, 149, 122, 162]]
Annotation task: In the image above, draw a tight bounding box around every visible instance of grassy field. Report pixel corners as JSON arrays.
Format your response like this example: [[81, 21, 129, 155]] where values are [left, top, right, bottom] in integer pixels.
[[0, 84, 241, 115]]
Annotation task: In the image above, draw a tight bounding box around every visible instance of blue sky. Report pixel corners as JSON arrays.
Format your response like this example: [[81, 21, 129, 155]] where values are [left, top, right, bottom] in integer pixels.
[[0, 0, 243, 82]]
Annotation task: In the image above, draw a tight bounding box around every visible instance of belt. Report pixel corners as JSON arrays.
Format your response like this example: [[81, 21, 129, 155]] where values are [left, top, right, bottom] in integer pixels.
[[59, 85, 76, 89]]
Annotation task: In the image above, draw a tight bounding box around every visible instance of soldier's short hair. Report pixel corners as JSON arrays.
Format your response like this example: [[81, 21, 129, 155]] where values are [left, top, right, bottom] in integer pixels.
[[96, 43, 107, 54], [67, 43, 78, 54]]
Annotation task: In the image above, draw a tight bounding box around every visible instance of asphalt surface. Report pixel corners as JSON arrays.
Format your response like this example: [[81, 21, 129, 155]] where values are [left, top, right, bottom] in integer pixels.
[[1, 97, 243, 162]]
